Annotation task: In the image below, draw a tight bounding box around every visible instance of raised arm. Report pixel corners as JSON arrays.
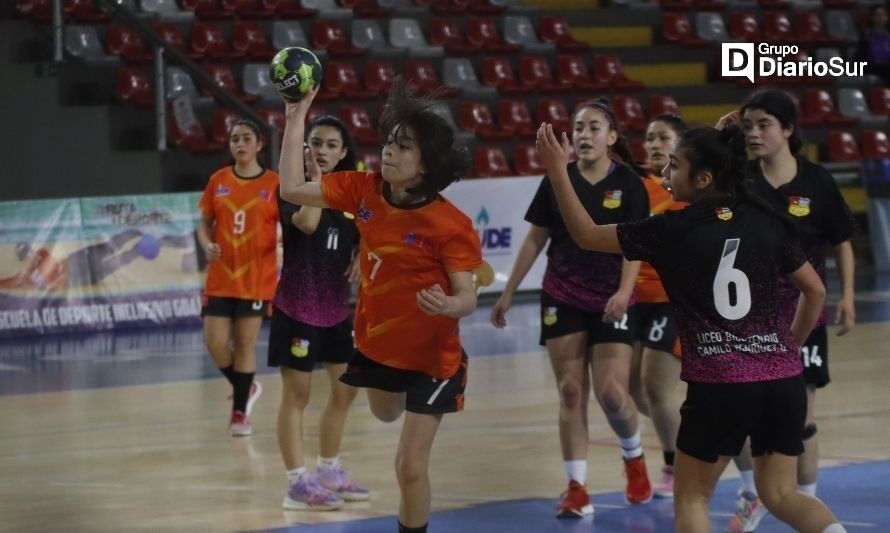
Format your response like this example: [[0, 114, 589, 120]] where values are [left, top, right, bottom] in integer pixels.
[[279, 87, 328, 208], [290, 146, 325, 234], [535, 123, 621, 253]]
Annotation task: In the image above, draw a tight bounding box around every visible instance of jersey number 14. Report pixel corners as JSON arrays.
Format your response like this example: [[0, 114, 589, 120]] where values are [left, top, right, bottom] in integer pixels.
[[713, 238, 752, 320]]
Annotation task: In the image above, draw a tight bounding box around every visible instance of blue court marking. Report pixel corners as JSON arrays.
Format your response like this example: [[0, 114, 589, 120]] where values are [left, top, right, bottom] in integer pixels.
[[261, 460, 890, 532], [0, 273, 887, 396]]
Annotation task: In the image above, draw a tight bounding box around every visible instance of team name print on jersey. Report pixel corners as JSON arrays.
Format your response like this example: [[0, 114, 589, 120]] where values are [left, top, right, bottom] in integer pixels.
[[603, 190, 623, 209], [788, 196, 811, 217]]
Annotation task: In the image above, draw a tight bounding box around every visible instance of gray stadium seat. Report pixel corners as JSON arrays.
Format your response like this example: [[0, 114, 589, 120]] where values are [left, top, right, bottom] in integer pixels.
[[503, 15, 555, 54], [695, 12, 732, 42], [825, 10, 858, 42], [429, 103, 476, 144], [165, 66, 213, 106], [139, 0, 193, 21], [301, 0, 352, 19], [272, 21, 309, 50], [388, 18, 444, 58], [352, 19, 404, 57], [65, 25, 117, 63], [242, 63, 281, 103], [838, 88, 889, 127], [442, 58, 497, 98]]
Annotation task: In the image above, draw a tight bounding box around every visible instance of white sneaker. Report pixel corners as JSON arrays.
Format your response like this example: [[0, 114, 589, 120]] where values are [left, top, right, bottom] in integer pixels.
[[245, 380, 262, 416], [229, 410, 252, 437]]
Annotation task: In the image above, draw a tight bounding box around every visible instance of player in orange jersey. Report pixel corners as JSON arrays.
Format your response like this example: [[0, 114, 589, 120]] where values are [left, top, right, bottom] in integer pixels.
[[279, 78, 482, 533], [197, 119, 280, 437], [629, 114, 687, 500]]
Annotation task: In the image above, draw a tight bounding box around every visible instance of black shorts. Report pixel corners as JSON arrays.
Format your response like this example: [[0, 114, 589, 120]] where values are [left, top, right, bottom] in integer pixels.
[[201, 296, 269, 318], [539, 292, 637, 347], [633, 302, 680, 355], [677, 374, 806, 463], [267, 308, 354, 372], [339, 350, 468, 415], [800, 325, 829, 388]]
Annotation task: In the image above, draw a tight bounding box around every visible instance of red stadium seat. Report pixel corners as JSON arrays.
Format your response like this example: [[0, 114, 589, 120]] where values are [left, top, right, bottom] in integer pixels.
[[827, 131, 860, 162], [313, 20, 366, 57], [648, 94, 680, 116], [107, 24, 152, 63], [346, 0, 393, 18], [223, 0, 276, 17], [17, 0, 69, 23], [794, 11, 838, 45], [612, 95, 647, 134], [593, 54, 645, 91], [467, 16, 519, 54], [538, 15, 590, 52], [270, 0, 316, 18], [428, 17, 482, 55], [481, 57, 533, 95], [405, 59, 460, 97], [555, 55, 607, 92], [168, 107, 226, 153], [467, 0, 503, 15], [190, 22, 245, 60], [659, 0, 693, 10], [257, 108, 286, 136], [324, 61, 377, 99], [232, 21, 276, 61], [181, 0, 234, 19], [210, 109, 241, 145], [661, 13, 712, 47], [629, 138, 648, 165], [862, 130, 890, 159], [458, 102, 514, 140], [729, 12, 761, 41], [868, 87, 890, 116], [357, 151, 382, 171], [338, 106, 378, 145], [115, 67, 153, 107], [153, 23, 203, 60], [203, 64, 258, 103], [519, 56, 571, 93], [514, 145, 545, 175], [473, 147, 513, 178], [800, 90, 858, 127], [364, 60, 396, 96], [430, 0, 467, 15], [693, 0, 727, 10], [762, 12, 797, 44], [536, 98, 572, 135], [757, 0, 790, 9], [67, 0, 110, 22], [497, 100, 536, 138], [821, 0, 852, 8]]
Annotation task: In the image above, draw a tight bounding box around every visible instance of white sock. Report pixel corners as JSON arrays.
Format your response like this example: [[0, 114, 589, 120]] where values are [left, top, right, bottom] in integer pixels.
[[740, 470, 757, 495], [286, 466, 307, 482], [618, 431, 643, 460], [822, 524, 846, 533], [799, 483, 817, 496], [564, 460, 587, 484], [317, 456, 340, 470]]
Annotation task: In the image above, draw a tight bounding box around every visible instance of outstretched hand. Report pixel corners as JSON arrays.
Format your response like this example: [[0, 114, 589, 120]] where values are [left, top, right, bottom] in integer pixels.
[[536, 123, 571, 176], [284, 85, 320, 121]]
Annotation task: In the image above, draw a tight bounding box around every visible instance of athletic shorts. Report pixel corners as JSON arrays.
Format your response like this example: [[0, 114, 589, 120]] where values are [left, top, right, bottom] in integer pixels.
[[539, 291, 637, 347], [633, 302, 681, 356], [677, 374, 806, 463], [800, 325, 829, 388], [267, 308, 354, 372], [201, 296, 270, 318], [339, 350, 468, 415]]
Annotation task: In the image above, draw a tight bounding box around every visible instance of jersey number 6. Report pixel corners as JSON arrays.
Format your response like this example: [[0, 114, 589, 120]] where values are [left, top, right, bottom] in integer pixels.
[[713, 238, 752, 320]]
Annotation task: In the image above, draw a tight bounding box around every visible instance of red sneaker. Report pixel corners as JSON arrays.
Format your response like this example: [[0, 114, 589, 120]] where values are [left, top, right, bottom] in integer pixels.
[[556, 480, 594, 518], [624, 455, 653, 504]]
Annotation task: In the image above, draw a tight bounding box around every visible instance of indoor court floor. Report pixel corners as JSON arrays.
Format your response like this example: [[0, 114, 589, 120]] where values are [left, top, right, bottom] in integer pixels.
[[1, 275, 888, 532]]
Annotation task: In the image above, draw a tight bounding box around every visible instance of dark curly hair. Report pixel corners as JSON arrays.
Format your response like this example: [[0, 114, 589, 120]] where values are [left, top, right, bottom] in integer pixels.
[[378, 77, 470, 197]]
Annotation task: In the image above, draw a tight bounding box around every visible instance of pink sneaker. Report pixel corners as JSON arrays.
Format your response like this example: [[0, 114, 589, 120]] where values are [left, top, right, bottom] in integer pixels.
[[245, 380, 262, 416], [283, 473, 344, 511], [316, 464, 370, 501], [229, 410, 252, 436], [653, 465, 674, 498], [725, 489, 768, 533]]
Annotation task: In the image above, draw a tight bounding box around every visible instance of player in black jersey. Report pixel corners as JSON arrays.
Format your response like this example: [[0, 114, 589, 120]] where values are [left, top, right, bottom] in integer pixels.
[[536, 121, 847, 533]]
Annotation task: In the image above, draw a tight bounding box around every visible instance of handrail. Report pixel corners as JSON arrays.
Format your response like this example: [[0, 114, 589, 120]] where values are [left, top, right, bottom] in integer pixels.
[[93, 0, 281, 169]]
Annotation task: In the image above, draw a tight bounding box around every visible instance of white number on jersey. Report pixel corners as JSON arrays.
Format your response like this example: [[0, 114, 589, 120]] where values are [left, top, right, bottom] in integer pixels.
[[326, 228, 339, 250], [713, 238, 752, 320], [367, 251, 383, 281], [233, 210, 246, 235], [802, 345, 823, 367], [613, 313, 629, 331], [648, 316, 668, 342]]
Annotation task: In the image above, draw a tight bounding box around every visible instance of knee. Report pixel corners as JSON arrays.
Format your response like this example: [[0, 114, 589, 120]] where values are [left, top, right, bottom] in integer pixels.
[[558, 379, 585, 411], [395, 452, 426, 488], [232, 337, 256, 355], [330, 385, 358, 410], [595, 381, 628, 415], [369, 401, 402, 423], [643, 379, 669, 408], [758, 485, 795, 513], [282, 383, 310, 410]]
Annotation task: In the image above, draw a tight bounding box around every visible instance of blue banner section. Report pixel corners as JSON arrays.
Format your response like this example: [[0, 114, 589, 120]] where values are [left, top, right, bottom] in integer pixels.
[[0, 193, 204, 337]]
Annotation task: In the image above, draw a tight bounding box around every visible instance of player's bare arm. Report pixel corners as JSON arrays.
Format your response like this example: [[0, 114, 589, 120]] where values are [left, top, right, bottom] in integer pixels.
[[279, 86, 327, 208], [417, 271, 477, 318], [789, 261, 827, 347]]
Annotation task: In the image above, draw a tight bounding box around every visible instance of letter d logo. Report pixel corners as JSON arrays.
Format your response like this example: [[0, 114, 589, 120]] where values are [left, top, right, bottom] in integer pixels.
[[721, 43, 755, 84]]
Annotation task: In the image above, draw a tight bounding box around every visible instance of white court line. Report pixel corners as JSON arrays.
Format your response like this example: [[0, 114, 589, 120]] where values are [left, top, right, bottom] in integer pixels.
[[49, 482, 125, 488], [0, 363, 27, 372], [182, 485, 256, 492]]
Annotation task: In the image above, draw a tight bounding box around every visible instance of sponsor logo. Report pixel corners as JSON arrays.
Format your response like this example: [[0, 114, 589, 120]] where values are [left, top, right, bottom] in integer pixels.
[[722, 43, 867, 85]]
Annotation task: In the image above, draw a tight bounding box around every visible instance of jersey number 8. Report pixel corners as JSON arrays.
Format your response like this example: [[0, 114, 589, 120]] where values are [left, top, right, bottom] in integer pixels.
[[713, 238, 752, 320]]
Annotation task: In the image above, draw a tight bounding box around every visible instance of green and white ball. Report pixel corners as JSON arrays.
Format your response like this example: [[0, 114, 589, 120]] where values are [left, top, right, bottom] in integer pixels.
[[269, 47, 322, 102]]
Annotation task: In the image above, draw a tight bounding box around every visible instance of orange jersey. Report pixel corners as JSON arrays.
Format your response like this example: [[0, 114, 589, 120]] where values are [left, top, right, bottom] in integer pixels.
[[321, 171, 483, 379], [199, 167, 280, 300], [636, 175, 687, 303], [0, 248, 68, 291]]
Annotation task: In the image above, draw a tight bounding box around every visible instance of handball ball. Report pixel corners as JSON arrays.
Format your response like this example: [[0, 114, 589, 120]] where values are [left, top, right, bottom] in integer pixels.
[[269, 47, 322, 102]]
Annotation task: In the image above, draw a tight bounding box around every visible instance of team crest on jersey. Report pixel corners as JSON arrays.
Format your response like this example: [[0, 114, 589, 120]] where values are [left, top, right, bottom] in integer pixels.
[[260, 189, 269, 200], [357, 199, 373, 222], [715, 207, 733, 221], [543, 306, 558, 326], [215, 185, 231, 197], [290, 338, 310, 358], [603, 190, 622, 209], [788, 196, 811, 217]]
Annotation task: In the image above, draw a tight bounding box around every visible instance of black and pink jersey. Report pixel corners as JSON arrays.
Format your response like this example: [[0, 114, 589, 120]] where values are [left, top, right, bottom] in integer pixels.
[[617, 196, 807, 384], [274, 189, 359, 328], [526, 161, 649, 313], [751, 158, 857, 329]]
